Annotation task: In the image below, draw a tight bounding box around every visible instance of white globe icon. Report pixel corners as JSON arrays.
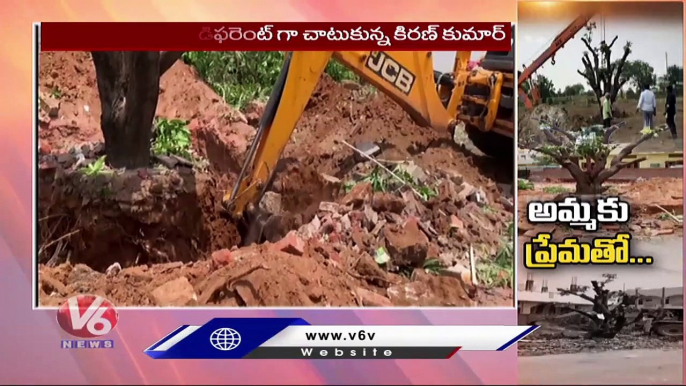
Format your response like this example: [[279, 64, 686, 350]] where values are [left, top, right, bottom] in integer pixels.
[[210, 328, 241, 351]]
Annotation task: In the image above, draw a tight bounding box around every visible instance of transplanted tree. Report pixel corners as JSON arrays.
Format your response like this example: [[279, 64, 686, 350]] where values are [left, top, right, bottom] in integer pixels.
[[661, 65, 683, 94], [91, 51, 184, 168], [519, 105, 659, 195], [562, 83, 585, 97], [577, 23, 632, 118], [557, 274, 643, 339], [536, 75, 557, 103], [623, 60, 657, 91]]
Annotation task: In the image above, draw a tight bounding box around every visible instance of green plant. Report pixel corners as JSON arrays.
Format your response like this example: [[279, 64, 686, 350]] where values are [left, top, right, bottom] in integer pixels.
[[82, 155, 107, 176], [50, 87, 63, 99], [325, 61, 359, 83], [182, 52, 359, 109], [358, 165, 437, 201], [393, 167, 438, 201], [152, 118, 192, 159], [415, 185, 438, 201], [518, 179, 534, 190], [542, 185, 571, 194], [477, 222, 513, 288], [605, 186, 619, 195], [343, 181, 356, 193], [423, 258, 444, 275], [482, 205, 495, 214], [362, 167, 391, 192]]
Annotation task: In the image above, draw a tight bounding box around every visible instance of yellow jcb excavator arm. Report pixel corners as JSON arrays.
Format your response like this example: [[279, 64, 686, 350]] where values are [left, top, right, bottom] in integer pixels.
[[223, 51, 511, 220]]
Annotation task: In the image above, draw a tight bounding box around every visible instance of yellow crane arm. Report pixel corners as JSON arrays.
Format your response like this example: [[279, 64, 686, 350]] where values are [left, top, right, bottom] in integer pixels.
[[223, 51, 506, 220]]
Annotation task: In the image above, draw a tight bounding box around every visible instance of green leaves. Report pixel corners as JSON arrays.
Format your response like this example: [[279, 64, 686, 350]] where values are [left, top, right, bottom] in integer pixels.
[[182, 52, 359, 109], [83, 155, 107, 176], [153, 118, 192, 159]]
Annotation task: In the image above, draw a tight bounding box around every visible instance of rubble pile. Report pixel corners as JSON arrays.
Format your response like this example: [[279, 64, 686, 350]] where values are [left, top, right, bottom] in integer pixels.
[[519, 330, 682, 356], [37, 52, 514, 307]]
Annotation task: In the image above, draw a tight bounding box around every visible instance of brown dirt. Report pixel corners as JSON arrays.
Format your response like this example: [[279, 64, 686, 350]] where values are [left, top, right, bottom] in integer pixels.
[[37, 52, 513, 307]]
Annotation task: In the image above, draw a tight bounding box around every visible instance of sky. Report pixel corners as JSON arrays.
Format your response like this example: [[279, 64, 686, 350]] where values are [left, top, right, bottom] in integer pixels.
[[518, 1, 684, 90]]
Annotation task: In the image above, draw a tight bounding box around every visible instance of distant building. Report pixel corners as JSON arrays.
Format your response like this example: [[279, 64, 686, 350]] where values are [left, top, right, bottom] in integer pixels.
[[517, 149, 560, 179], [519, 146, 682, 170], [517, 277, 593, 325], [519, 285, 685, 325], [518, 149, 558, 168], [518, 290, 593, 325], [580, 146, 683, 169], [628, 287, 684, 311]]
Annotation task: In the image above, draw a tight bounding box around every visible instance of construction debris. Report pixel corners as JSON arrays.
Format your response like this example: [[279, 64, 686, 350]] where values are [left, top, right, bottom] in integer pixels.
[[37, 52, 514, 307]]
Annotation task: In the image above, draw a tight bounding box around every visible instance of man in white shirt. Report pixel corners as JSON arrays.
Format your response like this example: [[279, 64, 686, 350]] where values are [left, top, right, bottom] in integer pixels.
[[636, 84, 657, 130]]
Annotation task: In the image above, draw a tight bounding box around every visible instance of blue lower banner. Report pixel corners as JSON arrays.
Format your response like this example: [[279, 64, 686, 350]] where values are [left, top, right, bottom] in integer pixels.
[[143, 318, 537, 359]]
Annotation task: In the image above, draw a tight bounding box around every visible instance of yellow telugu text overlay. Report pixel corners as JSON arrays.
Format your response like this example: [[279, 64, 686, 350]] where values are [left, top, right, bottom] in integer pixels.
[[523, 232, 653, 269]]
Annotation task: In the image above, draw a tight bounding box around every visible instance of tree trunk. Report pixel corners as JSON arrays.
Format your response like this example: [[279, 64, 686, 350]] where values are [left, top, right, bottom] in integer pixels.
[[560, 163, 606, 196], [91, 51, 161, 169], [575, 178, 604, 195]]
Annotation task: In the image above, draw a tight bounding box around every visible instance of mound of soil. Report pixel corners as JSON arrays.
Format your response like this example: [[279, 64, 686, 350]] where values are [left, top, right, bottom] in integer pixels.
[[38, 52, 513, 307]]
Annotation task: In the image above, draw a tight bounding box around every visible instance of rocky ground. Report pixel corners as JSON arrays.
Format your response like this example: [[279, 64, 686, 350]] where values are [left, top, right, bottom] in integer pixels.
[[37, 52, 514, 307], [519, 322, 682, 357]]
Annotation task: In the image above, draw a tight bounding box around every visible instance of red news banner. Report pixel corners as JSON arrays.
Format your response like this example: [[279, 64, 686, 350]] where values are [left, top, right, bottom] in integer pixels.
[[40, 23, 511, 51]]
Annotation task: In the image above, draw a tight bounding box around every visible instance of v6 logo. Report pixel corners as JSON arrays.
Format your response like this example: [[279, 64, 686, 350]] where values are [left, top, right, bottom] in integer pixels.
[[56, 295, 119, 338]]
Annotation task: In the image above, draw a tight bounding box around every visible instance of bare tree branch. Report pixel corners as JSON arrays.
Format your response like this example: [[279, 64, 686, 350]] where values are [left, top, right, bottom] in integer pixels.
[[549, 126, 576, 142], [610, 133, 654, 166], [558, 288, 596, 303], [602, 122, 625, 143]]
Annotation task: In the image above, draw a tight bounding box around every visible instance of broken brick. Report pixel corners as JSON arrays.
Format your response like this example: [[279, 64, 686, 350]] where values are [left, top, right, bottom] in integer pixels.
[[39, 93, 61, 118], [437, 179, 460, 203], [270, 230, 305, 256], [441, 264, 474, 288], [319, 201, 349, 214], [449, 215, 465, 230], [259, 191, 283, 215], [151, 277, 197, 307], [363, 205, 379, 230], [38, 143, 52, 155], [298, 216, 321, 239], [320, 217, 336, 234], [211, 249, 235, 267], [355, 287, 393, 307], [328, 232, 342, 244], [383, 218, 429, 267], [371, 192, 406, 214], [341, 182, 373, 207], [657, 220, 675, 229], [651, 228, 675, 237], [401, 190, 427, 217], [454, 183, 476, 201]]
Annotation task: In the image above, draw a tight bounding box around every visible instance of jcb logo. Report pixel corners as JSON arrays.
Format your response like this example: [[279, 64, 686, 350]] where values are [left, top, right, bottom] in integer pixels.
[[366, 52, 416, 95]]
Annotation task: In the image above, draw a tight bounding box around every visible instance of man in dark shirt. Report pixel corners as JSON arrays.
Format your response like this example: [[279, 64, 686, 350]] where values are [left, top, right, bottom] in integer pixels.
[[666, 85, 677, 139]]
